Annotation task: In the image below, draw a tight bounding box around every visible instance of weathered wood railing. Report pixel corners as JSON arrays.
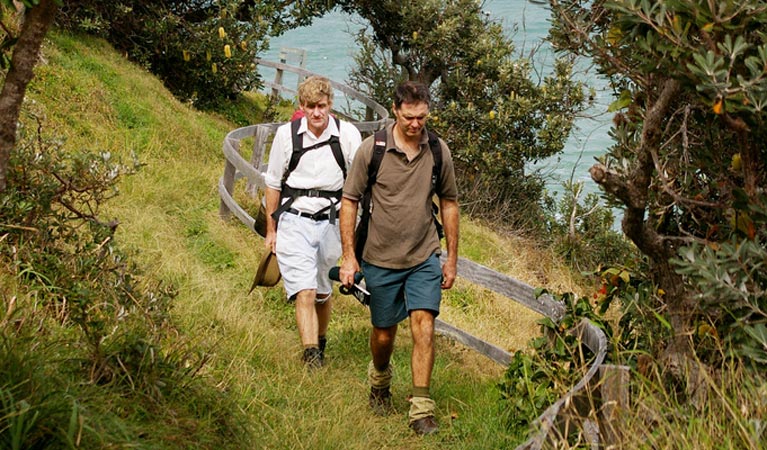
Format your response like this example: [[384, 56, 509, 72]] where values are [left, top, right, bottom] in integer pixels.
[[257, 58, 388, 126], [219, 58, 626, 449]]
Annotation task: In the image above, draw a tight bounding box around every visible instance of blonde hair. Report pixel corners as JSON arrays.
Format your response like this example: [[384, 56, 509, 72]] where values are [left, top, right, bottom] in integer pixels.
[[298, 76, 334, 106]]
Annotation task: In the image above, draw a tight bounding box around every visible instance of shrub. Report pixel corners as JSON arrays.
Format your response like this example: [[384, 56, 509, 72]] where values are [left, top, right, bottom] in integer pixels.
[[0, 115, 249, 446], [55, 1, 265, 108], [545, 180, 640, 273], [55, 0, 334, 109], [671, 197, 767, 369]]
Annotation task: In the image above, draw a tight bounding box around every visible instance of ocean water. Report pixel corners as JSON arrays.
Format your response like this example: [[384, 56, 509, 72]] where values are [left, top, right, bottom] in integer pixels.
[[259, 1, 615, 209]]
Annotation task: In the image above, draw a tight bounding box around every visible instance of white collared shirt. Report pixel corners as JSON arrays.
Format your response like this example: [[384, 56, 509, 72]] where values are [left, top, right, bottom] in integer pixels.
[[265, 117, 362, 214]]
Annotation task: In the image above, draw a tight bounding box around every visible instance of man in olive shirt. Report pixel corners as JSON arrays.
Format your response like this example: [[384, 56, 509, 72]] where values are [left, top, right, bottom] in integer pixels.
[[339, 81, 459, 436]]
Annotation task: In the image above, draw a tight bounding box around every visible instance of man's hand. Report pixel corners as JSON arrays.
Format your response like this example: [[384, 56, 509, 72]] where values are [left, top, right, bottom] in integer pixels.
[[264, 230, 276, 254], [339, 257, 360, 289], [441, 261, 457, 290]]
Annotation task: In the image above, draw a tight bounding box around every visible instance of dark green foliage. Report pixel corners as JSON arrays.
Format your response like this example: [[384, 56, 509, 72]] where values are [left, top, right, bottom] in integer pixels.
[[671, 198, 767, 369], [54, 1, 333, 108], [545, 180, 640, 273], [341, 0, 589, 230], [0, 117, 250, 447], [498, 291, 612, 440], [548, 0, 767, 374]]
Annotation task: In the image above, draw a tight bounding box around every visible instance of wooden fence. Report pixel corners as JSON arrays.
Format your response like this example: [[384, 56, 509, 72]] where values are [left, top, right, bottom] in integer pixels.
[[219, 58, 628, 449]]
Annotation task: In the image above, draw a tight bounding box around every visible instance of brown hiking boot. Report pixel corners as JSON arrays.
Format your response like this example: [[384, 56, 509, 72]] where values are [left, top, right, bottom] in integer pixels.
[[410, 416, 439, 436], [368, 386, 394, 416], [302, 347, 322, 369]]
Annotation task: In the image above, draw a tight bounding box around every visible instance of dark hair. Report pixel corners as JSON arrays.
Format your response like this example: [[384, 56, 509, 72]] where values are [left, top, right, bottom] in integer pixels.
[[393, 81, 430, 109]]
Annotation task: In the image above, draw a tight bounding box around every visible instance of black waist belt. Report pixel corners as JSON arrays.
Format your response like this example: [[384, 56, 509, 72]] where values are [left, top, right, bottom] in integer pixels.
[[286, 208, 331, 221]]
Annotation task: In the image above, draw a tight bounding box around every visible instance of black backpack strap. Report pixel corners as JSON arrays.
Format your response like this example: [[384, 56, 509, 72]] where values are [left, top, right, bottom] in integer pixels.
[[271, 187, 343, 223], [427, 131, 445, 240], [329, 116, 346, 179], [354, 130, 387, 261], [286, 117, 346, 182], [427, 131, 442, 195], [368, 129, 387, 185], [286, 118, 303, 182], [276, 117, 348, 225]]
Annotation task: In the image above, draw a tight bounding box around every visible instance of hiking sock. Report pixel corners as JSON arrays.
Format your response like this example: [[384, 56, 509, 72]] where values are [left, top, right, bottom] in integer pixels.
[[318, 335, 327, 360], [412, 386, 430, 398], [318, 335, 327, 353], [409, 386, 436, 423], [367, 360, 393, 390]]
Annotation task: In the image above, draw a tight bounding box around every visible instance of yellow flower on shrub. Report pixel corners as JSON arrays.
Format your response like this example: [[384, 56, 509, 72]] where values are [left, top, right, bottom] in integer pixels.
[[211, 63, 218, 73], [182, 50, 190, 62], [240, 41, 247, 51], [713, 97, 724, 115], [218, 27, 226, 39], [206, 51, 211, 61], [488, 110, 496, 120], [731, 153, 742, 171], [224, 45, 232, 58]]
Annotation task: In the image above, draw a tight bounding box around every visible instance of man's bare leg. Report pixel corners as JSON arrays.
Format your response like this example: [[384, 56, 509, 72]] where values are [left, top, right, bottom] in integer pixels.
[[295, 289, 318, 347], [409, 310, 435, 387]]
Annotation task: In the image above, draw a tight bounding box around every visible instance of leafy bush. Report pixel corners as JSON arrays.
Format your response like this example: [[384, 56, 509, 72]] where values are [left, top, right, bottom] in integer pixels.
[[343, 0, 589, 230], [545, 180, 640, 272], [0, 116, 249, 447], [55, 1, 265, 108], [671, 197, 767, 369], [499, 292, 612, 440]]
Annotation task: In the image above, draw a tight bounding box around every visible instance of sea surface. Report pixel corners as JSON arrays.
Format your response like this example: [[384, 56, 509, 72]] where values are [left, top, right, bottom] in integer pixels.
[[259, 1, 616, 214]]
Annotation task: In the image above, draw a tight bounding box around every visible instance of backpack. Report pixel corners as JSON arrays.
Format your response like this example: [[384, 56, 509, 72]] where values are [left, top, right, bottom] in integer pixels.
[[270, 116, 346, 225], [354, 128, 444, 261]]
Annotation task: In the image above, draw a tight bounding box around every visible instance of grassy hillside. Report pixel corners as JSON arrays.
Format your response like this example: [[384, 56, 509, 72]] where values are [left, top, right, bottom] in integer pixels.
[[12, 31, 587, 448]]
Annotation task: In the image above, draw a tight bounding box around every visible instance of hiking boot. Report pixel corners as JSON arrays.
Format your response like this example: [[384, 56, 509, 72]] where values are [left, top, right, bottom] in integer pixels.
[[368, 386, 394, 416], [302, 347, 322, 369], [410, 416, 439, 436]]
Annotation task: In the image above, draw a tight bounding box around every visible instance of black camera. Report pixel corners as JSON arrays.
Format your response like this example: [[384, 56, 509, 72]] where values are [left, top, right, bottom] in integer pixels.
[[328, 267, 370, 306]]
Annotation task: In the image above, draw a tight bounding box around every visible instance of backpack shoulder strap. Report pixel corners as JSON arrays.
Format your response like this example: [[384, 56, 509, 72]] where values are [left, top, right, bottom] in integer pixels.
[[427, 130, 442, 194], [285, 118, 304, 182], [369, 128, 387, 185], [286, 117, 346, 182], [329, 116, 346, 179], [427, 130, 445, 239], [354, 128, 387, 261]]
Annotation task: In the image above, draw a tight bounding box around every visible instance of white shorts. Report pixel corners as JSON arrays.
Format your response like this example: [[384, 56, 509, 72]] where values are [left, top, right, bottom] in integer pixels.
[[275, 211, 341, 301]]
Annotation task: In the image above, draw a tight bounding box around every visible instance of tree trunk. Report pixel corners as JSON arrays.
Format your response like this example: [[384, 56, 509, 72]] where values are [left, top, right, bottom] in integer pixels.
[[0, 0, 59, 193], [590, 77, 699, 372]]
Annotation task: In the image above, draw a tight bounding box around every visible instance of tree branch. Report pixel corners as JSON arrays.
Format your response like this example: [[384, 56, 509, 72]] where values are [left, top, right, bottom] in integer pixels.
[[0, 0, 59, 193], [591, 77, 680, 259]]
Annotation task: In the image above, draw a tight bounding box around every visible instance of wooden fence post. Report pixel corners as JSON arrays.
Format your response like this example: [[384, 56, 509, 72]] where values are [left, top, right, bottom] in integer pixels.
[[598, 364, 630, 448], [272, 47, 306, 100]]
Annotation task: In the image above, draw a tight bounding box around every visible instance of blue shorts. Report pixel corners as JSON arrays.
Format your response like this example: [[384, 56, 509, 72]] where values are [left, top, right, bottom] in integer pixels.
[[362, 253, 442, 328]]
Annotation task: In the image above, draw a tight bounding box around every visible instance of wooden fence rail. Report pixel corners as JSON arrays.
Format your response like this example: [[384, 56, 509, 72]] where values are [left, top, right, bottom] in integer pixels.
[[219, 58, 626, 449]]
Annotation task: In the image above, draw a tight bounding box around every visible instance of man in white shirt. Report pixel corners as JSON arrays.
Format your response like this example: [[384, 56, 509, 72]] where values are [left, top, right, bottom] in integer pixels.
[[264, 76, 362, 368]]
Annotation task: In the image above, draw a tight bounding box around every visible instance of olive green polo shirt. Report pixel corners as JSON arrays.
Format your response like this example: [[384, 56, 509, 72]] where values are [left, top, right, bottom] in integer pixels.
[[343, 123, 458, 269]]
